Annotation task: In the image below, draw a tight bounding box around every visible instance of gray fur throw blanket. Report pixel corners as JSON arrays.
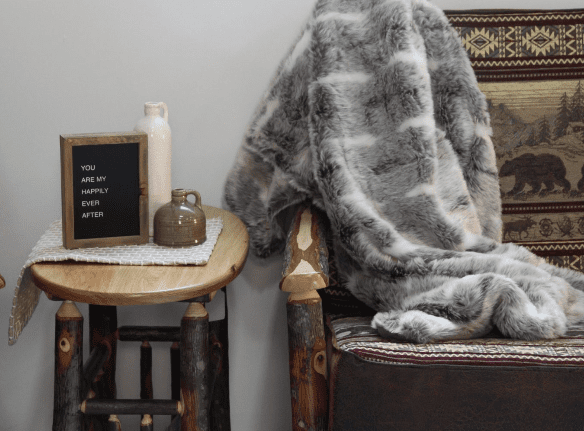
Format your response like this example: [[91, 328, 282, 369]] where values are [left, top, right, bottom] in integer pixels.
[[224, 0, 584, 343]]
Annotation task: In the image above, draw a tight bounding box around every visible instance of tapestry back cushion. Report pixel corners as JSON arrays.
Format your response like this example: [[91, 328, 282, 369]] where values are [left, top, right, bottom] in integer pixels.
[[447, 9, 584, 270]]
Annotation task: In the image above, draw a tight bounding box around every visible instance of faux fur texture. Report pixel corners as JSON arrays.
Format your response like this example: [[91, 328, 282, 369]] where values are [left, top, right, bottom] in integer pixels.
[[224, 0, 584, 342]]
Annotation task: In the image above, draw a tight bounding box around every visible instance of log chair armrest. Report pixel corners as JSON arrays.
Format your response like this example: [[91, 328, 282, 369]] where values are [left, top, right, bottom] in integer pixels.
[[280, 204, 329, 296], [281, 204, 329, 431]]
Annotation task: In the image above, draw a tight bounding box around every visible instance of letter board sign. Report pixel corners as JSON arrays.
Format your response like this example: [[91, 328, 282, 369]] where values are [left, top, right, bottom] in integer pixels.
[[60, 132, 149, 249]]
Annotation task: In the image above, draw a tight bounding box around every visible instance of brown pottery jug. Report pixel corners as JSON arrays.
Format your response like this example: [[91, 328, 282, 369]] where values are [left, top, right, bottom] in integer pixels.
[[153, 189, 206, 247]]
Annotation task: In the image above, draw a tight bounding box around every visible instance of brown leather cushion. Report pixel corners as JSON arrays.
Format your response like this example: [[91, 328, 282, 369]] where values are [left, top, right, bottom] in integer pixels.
[[328, 317, 584, 431]]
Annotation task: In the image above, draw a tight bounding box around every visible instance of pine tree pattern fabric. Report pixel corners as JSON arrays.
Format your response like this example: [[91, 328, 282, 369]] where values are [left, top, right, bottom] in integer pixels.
[[448, 9, 584, 255]]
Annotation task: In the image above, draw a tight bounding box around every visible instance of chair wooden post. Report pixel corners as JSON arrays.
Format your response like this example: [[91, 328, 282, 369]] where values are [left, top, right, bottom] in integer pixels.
[[281, 205, 330, 431], [180, 302, 210, 431], [53, 301, 84, 431], [287, 291, 328, 431]]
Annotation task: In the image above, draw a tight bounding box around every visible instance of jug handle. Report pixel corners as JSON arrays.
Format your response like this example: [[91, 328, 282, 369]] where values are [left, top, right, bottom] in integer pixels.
[[160, 102, 168, 123], [185, 190, 203, 210]]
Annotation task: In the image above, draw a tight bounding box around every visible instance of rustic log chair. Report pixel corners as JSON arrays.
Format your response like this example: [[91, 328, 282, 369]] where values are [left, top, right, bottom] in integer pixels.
[[281, 204, 584, 431], [279, 7, 584, 431]]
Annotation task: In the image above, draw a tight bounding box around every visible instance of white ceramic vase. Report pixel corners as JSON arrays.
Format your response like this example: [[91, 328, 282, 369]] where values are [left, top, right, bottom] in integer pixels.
[[134, 102, 172, 236]]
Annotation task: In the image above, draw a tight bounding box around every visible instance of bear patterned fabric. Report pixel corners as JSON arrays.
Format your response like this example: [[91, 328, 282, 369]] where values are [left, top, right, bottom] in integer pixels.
[[224, 0, 584, 343], [447, 9, 584, 255]]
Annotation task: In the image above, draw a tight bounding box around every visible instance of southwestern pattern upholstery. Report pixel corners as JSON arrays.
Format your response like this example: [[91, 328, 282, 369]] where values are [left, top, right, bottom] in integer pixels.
[[279, 7, 584, 431], [331, 317, 584, 368]]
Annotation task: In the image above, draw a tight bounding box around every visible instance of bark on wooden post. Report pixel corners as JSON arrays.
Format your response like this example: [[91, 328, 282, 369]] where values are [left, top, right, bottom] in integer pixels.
[[281, 205, 330, 431], [107, 414, 122, 431], [89, 305, 118, 431], [53, 301, 84, 431], [81, 399, 182, 415], [83, 342, 110, 397], [141, 340, 153, 429], [118, 326, 180, 342], [180, 302, 209, 431], [170, 341, 181, 426], [89, 305, 118, 397], [209, 290, 231, 431], [170, 341, 180, 402], [287, 291, 328, 431], [140, 341, 153, 399], [140, 414, 153, 431]]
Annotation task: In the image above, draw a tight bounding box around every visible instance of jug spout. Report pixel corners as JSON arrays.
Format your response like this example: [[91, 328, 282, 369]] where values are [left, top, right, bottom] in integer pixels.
[[144, 102, 168, 122]]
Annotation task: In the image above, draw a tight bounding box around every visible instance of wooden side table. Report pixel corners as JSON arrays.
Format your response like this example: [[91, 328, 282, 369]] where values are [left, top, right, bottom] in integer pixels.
[[30, 206, 249, 431]]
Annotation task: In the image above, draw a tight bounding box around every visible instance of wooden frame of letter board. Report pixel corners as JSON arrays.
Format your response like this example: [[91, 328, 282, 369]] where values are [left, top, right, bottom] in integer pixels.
[[60, 131, 149, 249]]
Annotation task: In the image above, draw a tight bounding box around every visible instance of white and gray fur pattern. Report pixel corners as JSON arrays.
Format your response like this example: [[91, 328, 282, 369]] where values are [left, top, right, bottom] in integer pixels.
[[224, 0, 584, 342]]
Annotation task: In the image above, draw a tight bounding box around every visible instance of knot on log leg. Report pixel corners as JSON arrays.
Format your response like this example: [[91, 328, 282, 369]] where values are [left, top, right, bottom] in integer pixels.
[[313, 351, 326, 377], [60, 337, 71, 353], [57, 330, 76, 371]]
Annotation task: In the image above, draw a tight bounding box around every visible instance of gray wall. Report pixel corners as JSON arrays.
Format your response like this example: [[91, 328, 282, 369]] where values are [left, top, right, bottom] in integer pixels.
[[1, 0, 580, 429]]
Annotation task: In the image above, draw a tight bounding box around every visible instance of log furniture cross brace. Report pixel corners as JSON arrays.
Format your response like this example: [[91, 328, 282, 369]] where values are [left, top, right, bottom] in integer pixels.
[[30, 206, 249, 431]]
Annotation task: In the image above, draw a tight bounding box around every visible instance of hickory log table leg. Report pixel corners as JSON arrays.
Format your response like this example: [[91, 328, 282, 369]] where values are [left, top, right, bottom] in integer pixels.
[[140, 340, 154, 430], [208, 286, 231, 431], [89, 304, 118, 431], [53, 301, 84, 431], [180, 302, 210, 431], [108, 414, 122, 430]]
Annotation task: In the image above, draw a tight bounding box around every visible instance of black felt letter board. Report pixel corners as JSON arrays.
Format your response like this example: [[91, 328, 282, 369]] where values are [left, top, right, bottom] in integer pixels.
[[60, 132, 148, 249]]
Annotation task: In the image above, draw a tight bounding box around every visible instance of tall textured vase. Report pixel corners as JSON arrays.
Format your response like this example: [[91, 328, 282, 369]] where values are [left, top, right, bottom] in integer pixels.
[[134, 102, 172, 236]]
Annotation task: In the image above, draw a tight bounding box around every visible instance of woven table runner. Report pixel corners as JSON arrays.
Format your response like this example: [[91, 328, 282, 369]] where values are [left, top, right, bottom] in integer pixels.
[[8, 217, 223, 345]]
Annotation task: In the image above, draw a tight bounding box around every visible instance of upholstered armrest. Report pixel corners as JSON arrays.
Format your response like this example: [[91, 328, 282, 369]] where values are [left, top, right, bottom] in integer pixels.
[[280, 204, 329, 295]]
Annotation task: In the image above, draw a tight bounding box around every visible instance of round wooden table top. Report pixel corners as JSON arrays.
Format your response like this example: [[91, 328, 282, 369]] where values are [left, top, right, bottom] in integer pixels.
[[31, 206, 249, 306]]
